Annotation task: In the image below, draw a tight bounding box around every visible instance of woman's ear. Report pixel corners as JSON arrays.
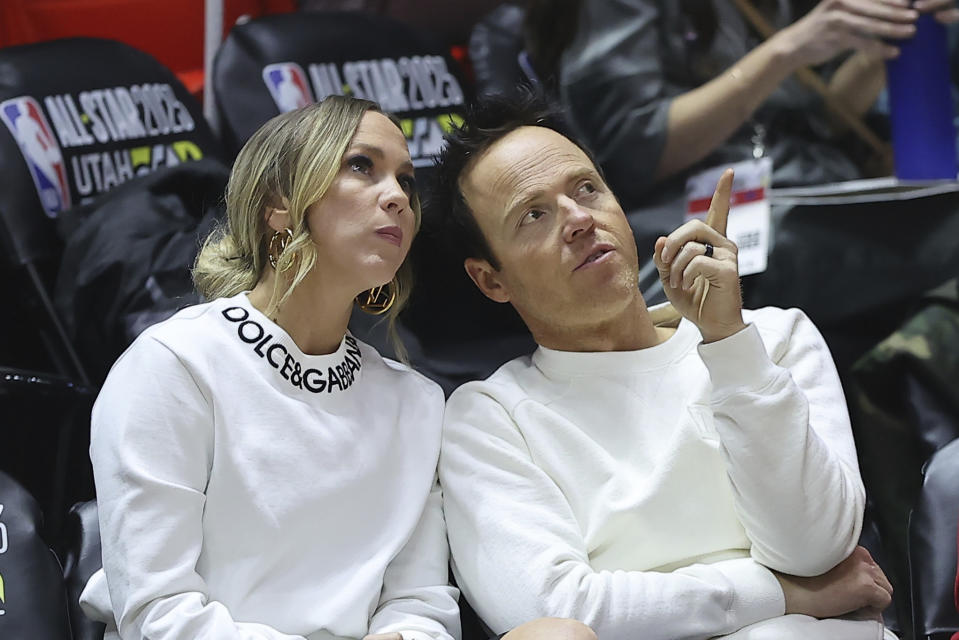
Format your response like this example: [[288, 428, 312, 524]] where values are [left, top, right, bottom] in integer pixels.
[[265, 206, 291, 233]]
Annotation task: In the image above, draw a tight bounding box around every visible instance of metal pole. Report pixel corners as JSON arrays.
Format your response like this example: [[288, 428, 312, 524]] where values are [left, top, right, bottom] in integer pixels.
[[25, 262, 91, 386], [203, 0, 224, 135]]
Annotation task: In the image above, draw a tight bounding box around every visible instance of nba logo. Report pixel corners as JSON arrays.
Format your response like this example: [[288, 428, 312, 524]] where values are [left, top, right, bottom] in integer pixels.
[[0, 96, 71, 218], [263, 63, 314, 113]]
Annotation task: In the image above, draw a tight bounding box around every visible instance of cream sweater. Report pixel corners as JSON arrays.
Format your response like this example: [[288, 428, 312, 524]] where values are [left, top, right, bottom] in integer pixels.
[[441, 307, 874, 639], [80, 292, 459, 640]]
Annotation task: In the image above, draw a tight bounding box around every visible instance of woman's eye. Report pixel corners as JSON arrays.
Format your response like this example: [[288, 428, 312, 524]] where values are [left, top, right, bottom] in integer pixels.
[[521, 209, 546, 226], [348, 155, 373, 174], [399, 174, 417, 195]]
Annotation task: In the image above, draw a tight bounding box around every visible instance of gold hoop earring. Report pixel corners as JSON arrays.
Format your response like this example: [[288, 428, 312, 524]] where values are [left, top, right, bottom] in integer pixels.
[[268, 228, 294, 269], [357, 280, 397, 315]]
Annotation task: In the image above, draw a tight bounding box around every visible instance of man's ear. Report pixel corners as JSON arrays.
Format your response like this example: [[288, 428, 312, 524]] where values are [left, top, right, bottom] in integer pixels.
[[265, 206, 291, 233], [464, 258, 510, 304]]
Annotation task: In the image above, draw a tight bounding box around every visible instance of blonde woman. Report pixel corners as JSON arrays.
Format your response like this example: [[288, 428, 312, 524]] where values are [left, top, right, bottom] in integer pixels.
[[77, 97, 454, 640]]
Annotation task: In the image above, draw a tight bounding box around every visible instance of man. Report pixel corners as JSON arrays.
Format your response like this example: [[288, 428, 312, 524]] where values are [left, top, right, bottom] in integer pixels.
[[433, 95, 895, 639]]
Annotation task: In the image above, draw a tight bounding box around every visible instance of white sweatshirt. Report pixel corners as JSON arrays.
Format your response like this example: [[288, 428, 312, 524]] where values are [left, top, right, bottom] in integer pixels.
[[80, 292, 459, 640], [440, 307, 869, 640]]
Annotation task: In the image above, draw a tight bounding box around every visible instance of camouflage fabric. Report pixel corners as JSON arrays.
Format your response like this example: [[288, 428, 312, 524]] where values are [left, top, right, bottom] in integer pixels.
[[848, 278, 959, 639]]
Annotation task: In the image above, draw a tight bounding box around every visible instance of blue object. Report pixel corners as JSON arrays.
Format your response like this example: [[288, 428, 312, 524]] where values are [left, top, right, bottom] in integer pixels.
[[886, 13, 958, 180]]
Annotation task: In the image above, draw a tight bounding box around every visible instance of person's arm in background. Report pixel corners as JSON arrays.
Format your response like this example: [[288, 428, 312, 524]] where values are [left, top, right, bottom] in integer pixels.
[[657, 0, 926, 181], [828, 51, 887, 125], [558, 0, 956, 202]]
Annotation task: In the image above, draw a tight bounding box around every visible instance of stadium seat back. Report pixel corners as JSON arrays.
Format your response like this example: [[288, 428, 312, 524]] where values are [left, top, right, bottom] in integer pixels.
[[0, 37, 221, 267], [0, 470, 72, 639], [909, 438, 959, 640], [59, 500, 105, 640]]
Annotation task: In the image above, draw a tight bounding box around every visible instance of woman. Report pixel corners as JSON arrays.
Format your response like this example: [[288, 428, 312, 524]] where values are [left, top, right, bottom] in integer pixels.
[[77, 96, 455, 640]]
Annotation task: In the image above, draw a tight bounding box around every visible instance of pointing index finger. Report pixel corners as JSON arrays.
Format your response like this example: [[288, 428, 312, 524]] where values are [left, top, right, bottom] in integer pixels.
[[705, 168, 734, 237]]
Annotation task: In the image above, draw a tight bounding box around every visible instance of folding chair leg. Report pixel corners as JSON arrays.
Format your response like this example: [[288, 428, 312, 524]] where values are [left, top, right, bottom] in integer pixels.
[[25, 263, 91, 386]]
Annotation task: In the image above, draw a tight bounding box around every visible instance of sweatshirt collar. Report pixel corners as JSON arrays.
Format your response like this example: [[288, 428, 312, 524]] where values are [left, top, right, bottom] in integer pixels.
[[214, 293, 363, 395], [531, 316, 700, 377]]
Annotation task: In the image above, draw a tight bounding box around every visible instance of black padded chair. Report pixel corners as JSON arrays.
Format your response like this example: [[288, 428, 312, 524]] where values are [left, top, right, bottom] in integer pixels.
[[848, 279, 959, 635], [909, 437, 959, 640], [212, 11, 468, 161], [53, 158, 230, 385], [0, 368, 94, 538], [0, 470, 73, 639], [0, 37, 223, 520], [0, 37, 221, 382], [59, 500, 105, 640], [859, 503, 902, 635]]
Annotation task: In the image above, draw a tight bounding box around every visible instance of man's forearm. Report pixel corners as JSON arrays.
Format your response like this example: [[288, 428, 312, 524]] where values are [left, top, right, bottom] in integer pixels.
[[700, 316, 865, 575]]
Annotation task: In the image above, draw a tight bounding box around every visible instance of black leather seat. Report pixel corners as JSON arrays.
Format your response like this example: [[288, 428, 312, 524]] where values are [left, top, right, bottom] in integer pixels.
[[54, 158, 230, 385], [0, 37, 223, 523], [860, 503, 901, 635], [848, 279, 959, 633], [0, 37, 221, 383], [59, 500, 105, 640], [909, 437, 959, 640], [212, 11, 468, 161], [0, 470, 72, 639], [0, 368, 94, 536]]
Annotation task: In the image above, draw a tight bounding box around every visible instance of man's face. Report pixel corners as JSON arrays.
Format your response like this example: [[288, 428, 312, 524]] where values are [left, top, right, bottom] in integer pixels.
[[460, 126, 641, 335]]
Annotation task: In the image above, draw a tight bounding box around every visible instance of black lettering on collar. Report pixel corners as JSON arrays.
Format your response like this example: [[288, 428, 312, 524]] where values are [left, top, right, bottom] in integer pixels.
[[221, 306, 361, 394]]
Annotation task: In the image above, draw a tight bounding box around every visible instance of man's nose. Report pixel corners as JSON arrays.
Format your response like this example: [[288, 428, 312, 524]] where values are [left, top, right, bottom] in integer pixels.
[[560, 196, 594, 242]]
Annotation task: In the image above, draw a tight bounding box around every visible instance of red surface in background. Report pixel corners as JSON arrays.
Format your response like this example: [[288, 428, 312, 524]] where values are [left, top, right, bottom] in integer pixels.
[[0, 0, 296, 97]]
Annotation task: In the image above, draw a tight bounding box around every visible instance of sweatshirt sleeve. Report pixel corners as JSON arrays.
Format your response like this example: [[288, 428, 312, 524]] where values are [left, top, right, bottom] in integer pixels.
[[88, 336, 307, 640], [697, 310, 865, 576], [369, 474, 461, 640], [440, 387, 784, 640]]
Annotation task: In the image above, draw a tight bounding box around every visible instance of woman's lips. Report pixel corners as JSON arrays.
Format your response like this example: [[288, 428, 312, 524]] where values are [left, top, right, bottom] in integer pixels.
[[376, 226, 403, 246]]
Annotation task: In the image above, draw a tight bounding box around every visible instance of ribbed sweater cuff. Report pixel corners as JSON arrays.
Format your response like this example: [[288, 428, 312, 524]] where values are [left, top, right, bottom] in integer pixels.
[[715, 557, 785, 628], [697, 324, 779, 397]]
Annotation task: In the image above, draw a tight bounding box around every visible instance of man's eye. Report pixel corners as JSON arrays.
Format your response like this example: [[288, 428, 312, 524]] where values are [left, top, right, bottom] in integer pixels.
[[521, 209, 546, 226], [578, 181, 597, 195], [348, 155, 373, 174]]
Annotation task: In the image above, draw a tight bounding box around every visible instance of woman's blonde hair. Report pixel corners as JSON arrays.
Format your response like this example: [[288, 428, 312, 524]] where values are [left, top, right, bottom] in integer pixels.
[[193, 96, 421, 360]]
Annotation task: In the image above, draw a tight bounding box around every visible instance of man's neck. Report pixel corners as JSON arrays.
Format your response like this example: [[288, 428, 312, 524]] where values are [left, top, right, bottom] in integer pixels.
[[530, 297, 676, 353]]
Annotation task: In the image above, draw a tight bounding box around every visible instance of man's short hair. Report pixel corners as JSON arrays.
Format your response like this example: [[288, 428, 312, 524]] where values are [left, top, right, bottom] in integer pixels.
[[430, 89, 603, 271]]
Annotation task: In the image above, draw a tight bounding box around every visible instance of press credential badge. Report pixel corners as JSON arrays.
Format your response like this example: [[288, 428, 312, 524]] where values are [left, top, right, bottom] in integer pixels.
[[685, 158, 772, 276]]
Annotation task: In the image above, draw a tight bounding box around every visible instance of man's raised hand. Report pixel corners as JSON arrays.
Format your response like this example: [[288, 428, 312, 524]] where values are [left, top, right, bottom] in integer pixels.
[[653, 168, 746, 343]]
